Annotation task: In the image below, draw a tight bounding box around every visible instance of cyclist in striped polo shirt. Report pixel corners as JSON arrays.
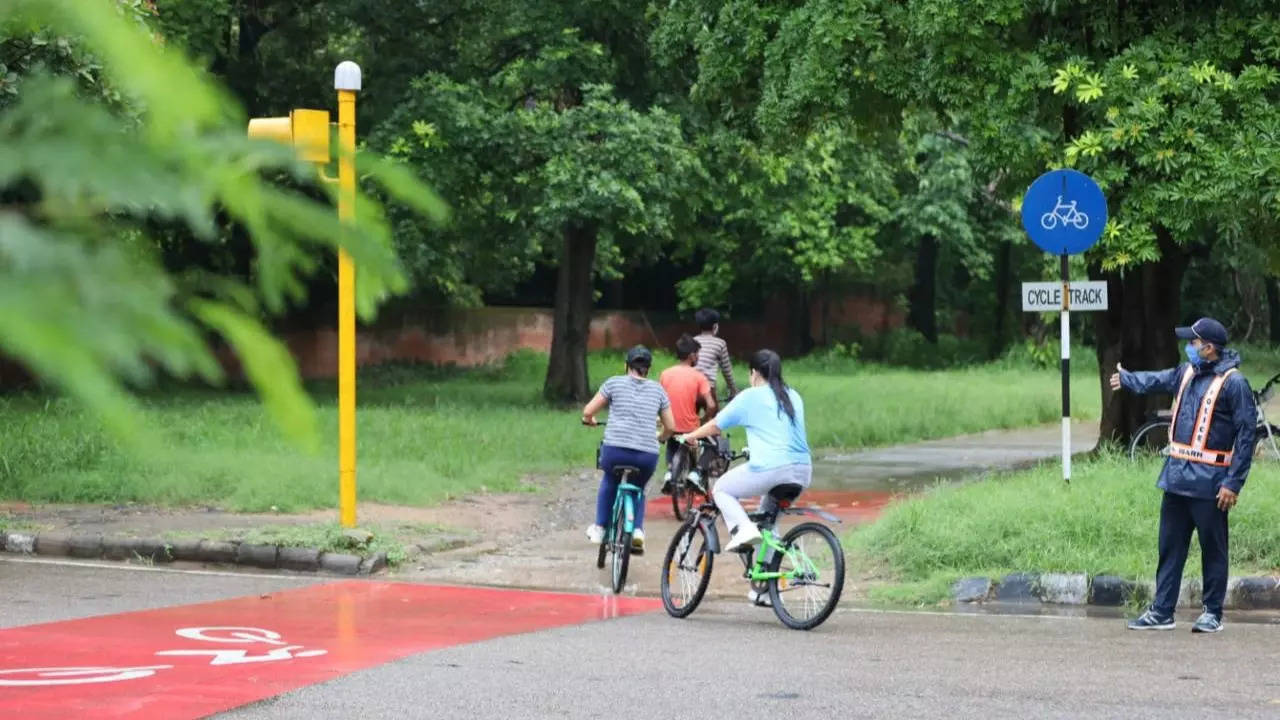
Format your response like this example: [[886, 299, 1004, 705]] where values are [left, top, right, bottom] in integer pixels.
[[694, 308, 738, 399], [581, 346, 678, 553]]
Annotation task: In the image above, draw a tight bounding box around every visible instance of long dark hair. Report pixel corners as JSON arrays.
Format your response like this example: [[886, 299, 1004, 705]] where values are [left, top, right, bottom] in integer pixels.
[[750, 349, 795, 423]]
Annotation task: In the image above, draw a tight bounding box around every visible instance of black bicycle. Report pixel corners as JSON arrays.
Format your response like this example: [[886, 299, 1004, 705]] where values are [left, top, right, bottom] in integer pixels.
[[667, 434, 743, 521], [1129, 370, 1280, 461]]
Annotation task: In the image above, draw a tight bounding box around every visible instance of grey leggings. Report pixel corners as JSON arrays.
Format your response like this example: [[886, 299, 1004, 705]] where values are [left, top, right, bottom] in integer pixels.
[[712, 463, 812, 535]]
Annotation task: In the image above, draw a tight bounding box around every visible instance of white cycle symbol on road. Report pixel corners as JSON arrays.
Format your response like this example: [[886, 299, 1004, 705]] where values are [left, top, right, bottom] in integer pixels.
[[1040, 195, 1089, 230], [0, 626, 327, 686], [0, 665, 175, 687]]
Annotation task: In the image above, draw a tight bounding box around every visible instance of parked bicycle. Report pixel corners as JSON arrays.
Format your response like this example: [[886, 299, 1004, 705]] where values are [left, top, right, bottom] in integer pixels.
[[659, 479, 846, 630], [1128, 370, 1280, 461]]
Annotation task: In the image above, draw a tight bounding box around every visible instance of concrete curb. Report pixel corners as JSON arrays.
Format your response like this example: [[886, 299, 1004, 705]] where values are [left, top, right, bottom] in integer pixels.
[[952, 572, 1280, 610], [0, 530, 391, 576]]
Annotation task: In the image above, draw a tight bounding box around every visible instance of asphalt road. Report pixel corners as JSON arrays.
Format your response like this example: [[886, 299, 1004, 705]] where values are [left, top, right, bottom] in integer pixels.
[[4, 558, 1280, 719]]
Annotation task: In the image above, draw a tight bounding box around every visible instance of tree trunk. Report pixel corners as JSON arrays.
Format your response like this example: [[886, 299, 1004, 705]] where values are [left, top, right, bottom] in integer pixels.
[[1267, 277, 1280, 345], [227, 7, 272, 116], [908, 234, 939, 342], [990, 239, 1013, 358], [1094, 228, 1189, 446], [791, 285, 814, 355], [543, 223, 597, 403]]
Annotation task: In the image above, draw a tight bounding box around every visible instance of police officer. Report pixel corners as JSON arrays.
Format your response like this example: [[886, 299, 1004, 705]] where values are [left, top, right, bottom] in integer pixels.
[[1110, 317, 1257, 633]]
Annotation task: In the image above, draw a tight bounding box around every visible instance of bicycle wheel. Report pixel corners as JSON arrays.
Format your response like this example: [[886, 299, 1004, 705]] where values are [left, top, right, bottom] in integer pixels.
[[1254, 424, 1280, 460], [1128, 420, 1170, 461], [660, 519, 714, 618], [610, 499, 632, 594], [596, 534, 608, 569], [670, 447, 690, 522], [767, 522, 845, 631]]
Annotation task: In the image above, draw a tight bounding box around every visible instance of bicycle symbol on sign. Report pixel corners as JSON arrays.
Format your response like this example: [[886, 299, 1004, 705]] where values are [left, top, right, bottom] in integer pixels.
[[1040, 195, 1089, 230], [0, 626, 327, 687]]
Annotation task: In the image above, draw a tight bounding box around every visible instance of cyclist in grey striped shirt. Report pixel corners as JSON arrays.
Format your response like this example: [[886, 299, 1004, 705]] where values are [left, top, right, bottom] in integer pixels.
[[694, 308, 738, 399], [582, 346, 678, 553]]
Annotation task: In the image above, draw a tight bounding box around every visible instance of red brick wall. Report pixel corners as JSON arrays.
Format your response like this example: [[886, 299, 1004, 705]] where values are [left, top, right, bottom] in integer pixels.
[[1, 295, 906, 388], [249, 297, 903, 380]]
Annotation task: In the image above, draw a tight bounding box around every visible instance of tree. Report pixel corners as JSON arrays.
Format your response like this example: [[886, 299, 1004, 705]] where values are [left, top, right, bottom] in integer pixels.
[[673, 123, 894, 352], [374, 21, 700, 402], [380, 76, 699, 401], [652, 0, 1280, 442], [0, 0, 443, 445]]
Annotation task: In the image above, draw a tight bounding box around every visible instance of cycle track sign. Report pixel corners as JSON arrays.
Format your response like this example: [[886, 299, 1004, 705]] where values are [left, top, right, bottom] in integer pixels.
[[1020, 168, 1108, 256]]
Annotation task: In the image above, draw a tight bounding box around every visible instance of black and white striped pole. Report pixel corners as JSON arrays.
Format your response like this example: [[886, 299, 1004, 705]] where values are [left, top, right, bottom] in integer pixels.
[[1020, 169, 1108, 484], [1060, 252, 1070, 484]]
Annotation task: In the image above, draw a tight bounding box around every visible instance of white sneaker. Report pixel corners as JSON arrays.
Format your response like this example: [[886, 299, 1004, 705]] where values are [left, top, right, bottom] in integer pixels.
[[748, 589, 772, 607], [631, 529, 645, 553], [723, 524, 762, 553], [586, 525, 604, 544]]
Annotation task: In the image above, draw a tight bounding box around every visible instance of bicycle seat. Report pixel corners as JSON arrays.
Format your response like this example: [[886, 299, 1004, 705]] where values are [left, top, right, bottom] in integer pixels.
[[768, 483, 804, 503], [612, 465, 642, 478]]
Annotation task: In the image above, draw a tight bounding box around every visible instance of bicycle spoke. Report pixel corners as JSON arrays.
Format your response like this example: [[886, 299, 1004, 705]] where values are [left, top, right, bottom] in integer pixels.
[[774, 529, 839, 623]]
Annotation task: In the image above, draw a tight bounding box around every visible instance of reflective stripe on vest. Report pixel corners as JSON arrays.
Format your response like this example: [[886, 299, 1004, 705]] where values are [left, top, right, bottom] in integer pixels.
[[1167, 367, 1237, 467]]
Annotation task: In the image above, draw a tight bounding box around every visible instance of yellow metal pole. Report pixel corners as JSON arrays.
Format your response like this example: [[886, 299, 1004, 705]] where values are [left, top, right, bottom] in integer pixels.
[[335, 62, 362, 528]]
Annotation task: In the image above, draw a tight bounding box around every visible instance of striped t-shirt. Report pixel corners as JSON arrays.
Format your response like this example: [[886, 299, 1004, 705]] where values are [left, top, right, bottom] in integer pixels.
[[600, 375, 670, 454], [693, 333, 737, 395]]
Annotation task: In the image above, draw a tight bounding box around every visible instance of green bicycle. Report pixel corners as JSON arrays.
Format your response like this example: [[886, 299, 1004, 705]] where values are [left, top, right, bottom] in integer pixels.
[[660, 482, 845, 630]]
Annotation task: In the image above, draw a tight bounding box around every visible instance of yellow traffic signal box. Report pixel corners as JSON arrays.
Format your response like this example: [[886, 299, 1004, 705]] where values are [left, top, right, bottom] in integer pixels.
[[247, 108, 331, 164]]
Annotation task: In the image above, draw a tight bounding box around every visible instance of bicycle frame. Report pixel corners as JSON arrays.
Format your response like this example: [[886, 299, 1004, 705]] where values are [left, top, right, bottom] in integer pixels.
[[608, 480, 642, 537], [742, 526, 823, 583]]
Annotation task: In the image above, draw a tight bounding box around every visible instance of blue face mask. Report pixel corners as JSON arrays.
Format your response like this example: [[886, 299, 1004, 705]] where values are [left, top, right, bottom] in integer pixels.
[[1185, 342, 1203, 367]]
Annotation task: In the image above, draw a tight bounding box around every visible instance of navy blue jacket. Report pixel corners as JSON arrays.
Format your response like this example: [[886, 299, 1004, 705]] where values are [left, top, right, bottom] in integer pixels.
[[1120, 349, 1256, 498]]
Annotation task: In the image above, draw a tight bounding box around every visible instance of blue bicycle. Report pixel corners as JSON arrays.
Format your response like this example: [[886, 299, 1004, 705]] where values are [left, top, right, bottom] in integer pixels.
[[597, 465, 643, 594]]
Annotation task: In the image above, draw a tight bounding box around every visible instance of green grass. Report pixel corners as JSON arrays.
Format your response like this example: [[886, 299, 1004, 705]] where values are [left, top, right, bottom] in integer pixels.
[[792, 351, 1100, 448], [1, 347, 1104, 512], [848, 453, 1280, 606]]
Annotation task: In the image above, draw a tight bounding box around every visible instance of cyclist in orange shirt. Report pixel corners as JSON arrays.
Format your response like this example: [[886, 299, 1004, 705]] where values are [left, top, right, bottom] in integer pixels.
[[659, 334, 717, 495]]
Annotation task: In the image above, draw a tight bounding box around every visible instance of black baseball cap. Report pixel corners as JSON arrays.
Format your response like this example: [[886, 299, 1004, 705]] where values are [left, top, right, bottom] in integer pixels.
[[1175, 317, 1229, 346], [625, 345, 653, 368]]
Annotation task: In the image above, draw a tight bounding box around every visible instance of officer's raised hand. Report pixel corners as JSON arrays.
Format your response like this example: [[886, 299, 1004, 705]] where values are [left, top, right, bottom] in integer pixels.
[[1109, 363, 1125, 391]]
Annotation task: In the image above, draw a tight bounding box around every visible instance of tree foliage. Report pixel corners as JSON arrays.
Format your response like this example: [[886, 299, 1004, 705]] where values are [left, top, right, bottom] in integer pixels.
[[0, 0, 443, 446]]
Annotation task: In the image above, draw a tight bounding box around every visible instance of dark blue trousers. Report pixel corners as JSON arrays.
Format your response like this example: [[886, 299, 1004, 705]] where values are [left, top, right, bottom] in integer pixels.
[[1154, 491, 1229, 617], [595, 445, 658, 529]]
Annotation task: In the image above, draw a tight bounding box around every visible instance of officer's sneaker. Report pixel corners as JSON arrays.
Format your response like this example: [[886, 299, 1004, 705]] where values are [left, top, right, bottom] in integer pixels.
[[1191, 611, 1223, 634], [1126, 607, 1175, 630]]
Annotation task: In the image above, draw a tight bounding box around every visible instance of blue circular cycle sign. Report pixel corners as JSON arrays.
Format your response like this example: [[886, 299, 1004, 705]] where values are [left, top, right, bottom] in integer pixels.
[[1021, 168, 1108, 255]]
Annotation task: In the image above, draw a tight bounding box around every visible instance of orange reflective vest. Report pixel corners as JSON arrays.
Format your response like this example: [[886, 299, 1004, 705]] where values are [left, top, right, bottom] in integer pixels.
[[1167, 366, 1239, 467]]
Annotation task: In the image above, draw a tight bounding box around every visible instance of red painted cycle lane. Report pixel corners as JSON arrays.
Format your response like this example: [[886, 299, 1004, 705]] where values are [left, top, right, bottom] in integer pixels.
[[0, 581, 659, 719]]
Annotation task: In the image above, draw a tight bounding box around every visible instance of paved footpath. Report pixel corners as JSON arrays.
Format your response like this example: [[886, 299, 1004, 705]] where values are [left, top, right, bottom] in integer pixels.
[[3, 559, 1279, 719]]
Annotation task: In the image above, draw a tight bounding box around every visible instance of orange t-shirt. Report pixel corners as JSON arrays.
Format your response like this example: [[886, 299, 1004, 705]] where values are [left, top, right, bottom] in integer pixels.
[[659, 364, 710, 432]]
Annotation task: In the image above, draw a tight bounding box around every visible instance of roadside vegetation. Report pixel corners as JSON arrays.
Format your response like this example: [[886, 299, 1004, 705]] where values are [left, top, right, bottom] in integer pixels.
[[848, 453, 1280, 606], [1, 348, 1099, 512]]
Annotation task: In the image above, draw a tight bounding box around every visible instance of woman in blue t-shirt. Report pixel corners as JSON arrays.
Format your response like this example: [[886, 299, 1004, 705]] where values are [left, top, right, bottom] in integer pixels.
[[582, 346, 678, 553], [678, 349, 811, 553]]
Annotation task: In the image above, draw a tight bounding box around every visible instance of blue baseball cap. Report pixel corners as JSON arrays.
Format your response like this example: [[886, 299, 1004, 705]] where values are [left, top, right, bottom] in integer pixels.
[[1175, 317, 1229, 346]]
